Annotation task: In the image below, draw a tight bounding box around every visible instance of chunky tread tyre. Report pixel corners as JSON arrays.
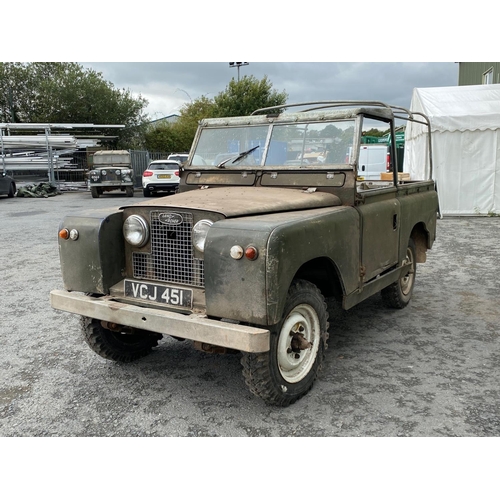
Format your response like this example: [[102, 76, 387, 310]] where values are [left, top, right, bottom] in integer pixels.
[[381, 237, 417, 309], [241, 280, 329, 406], [81, 317, 161, 362], [126, 186, 134, 197], [90, 187, 100, 198]]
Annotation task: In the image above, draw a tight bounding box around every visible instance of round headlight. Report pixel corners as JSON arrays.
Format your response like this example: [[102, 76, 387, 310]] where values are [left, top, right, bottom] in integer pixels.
[[115, 169, 121, 176], [123, 215, 149, 247], [193, 219, 213, 252], [101, 170, 107, 175]]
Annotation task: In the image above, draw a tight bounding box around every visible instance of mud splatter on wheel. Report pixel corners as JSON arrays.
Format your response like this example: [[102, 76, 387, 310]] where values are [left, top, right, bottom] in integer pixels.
[[81, 317, 161, 363], [241, 280, 329, 406], [382, 237, 417, 309]]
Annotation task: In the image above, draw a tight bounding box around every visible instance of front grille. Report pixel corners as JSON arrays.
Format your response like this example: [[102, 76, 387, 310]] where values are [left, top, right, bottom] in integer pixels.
[[132, 210, 205, 287], [101, 170, 120, 181]]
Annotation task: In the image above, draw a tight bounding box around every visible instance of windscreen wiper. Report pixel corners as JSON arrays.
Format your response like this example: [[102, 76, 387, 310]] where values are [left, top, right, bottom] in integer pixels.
[[217, 145, 259, 168]]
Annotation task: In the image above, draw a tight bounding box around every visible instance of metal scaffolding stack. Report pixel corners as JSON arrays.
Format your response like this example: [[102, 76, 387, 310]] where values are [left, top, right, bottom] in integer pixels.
[[0, 123, 125, 183]]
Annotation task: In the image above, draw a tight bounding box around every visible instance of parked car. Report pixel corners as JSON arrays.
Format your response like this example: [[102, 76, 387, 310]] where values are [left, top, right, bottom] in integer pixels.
[[167, 153, 189, 164], [347, 145, 390, 180], [88, 150, 134, 198], [142, 160, 180, 197], [0, 171, 16, 198]]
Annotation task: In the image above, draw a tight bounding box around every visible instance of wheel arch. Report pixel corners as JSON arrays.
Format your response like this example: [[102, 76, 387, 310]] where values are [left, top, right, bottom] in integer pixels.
[[293, 257, 345, 301], [410, 222, 431, 263], [269, 256, 344, 325]]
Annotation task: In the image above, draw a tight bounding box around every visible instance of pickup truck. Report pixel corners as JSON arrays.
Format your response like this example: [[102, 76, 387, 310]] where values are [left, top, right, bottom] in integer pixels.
[[50, 101, 439, 406]]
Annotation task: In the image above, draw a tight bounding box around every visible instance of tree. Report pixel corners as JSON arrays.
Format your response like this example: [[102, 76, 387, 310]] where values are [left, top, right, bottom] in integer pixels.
[[175, 95, 217, 151], [143, 122, 183, 152], [362, 128, 389, 138], [144, 96, 216, 153], [0, 62, 149, 148], [143, 76, 288, 153], [213, 75, 287, 117]]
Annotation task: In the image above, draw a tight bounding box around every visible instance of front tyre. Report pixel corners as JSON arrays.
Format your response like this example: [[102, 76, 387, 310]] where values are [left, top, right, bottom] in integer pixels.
[[81, 317, 162, 362], [126, 186, 134, 197], [90, 187, 100, 198], [381, 237, 417, 309], [241, 280, 329, 406]]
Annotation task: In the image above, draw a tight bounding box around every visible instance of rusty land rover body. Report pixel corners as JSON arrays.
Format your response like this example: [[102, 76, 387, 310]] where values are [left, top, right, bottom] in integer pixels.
[[50, 101, 439, 406]]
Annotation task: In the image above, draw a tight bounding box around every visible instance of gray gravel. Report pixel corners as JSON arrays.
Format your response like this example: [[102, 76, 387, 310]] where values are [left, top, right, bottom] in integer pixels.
[[1, 191, 499, 437]]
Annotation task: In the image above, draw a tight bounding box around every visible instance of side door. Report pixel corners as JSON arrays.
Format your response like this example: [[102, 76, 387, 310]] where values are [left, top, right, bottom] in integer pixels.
[[356, 116, 400, 282], [357, 194, 400, 282]]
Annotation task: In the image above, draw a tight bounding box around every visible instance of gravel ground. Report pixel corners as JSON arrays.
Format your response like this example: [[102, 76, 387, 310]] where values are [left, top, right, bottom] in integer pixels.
[[1, 190, 499, 437]]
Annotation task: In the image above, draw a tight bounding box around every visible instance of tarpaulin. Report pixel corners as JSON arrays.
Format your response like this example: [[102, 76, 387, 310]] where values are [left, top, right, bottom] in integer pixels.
[[404, 84, 500, 215]]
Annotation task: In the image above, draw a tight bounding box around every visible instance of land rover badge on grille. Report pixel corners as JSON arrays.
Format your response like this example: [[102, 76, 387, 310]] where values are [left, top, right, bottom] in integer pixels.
[[158, 213, 183, 225]]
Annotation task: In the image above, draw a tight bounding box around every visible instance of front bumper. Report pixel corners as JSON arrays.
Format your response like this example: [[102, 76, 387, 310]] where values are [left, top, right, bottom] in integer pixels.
[[50, 290, 270, 353], [89, 181, 134, 188]]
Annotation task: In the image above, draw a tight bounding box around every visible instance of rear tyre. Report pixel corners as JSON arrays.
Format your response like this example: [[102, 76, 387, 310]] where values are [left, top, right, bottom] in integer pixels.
[[90, 187, 100, 198], [381, 237, 416, 309], [241, 279, 329, 406], [8, 182, 15, 198], [81, 317, 162, 362], [143, 188, 151, 197]]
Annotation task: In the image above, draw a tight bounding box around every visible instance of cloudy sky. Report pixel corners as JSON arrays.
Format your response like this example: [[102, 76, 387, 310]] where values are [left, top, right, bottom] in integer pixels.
[[80, 62, 459, 121], [7, 2, 488, 124]]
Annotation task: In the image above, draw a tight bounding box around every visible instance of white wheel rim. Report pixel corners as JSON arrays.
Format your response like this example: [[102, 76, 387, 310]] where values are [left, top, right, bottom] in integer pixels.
[[277, 304, 320, 384], [401, 246, 415, 296]]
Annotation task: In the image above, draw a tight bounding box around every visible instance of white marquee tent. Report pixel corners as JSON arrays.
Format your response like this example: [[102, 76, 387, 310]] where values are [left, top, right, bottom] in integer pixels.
[[404, 84, 500, 215]]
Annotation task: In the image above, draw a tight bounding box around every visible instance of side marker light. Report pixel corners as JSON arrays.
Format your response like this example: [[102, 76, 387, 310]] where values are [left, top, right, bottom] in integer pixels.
[[230, 245, 244, 260], [245, 246, 258, 260]]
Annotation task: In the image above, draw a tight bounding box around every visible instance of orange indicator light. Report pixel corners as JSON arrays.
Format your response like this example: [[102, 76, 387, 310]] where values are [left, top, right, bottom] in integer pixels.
[[245, 246, 258, 260], [59, 228, 70, 240]]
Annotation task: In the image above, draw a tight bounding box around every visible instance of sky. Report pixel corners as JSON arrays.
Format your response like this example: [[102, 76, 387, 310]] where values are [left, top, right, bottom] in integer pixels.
[[5, 1, 490, 125], [79, 62, 459, 121]]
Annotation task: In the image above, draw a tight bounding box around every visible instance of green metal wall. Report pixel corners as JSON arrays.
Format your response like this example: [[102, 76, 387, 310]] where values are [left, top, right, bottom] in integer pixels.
[[458, 62, 500, 85]]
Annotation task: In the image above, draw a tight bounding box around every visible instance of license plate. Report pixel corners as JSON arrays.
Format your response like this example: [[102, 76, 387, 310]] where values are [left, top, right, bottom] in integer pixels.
[[125, 280, 193, 308], [157, 174, 171, 179]]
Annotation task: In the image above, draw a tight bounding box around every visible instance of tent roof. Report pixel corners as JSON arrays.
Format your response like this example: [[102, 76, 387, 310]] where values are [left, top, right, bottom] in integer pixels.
[[410, 84, 500, 132]]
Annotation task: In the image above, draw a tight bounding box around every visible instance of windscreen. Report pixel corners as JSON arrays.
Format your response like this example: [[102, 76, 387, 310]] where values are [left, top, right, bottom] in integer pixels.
[[190, 120, 356, 168], [265, 120, 355, 167], [191, 126, 269, 167]]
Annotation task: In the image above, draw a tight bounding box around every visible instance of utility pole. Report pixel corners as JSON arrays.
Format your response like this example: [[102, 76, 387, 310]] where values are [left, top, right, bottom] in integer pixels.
[[229, 62, 249, 82]]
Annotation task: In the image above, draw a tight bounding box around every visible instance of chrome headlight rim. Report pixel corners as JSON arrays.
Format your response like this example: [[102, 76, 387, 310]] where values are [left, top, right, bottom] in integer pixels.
[[192, 219, 214, 253], [123, 215, 149, 247]]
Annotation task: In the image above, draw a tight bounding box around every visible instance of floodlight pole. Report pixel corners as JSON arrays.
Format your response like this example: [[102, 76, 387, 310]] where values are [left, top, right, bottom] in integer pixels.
[[229, 62, 249, 82], [175, 88, 192, 102]]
